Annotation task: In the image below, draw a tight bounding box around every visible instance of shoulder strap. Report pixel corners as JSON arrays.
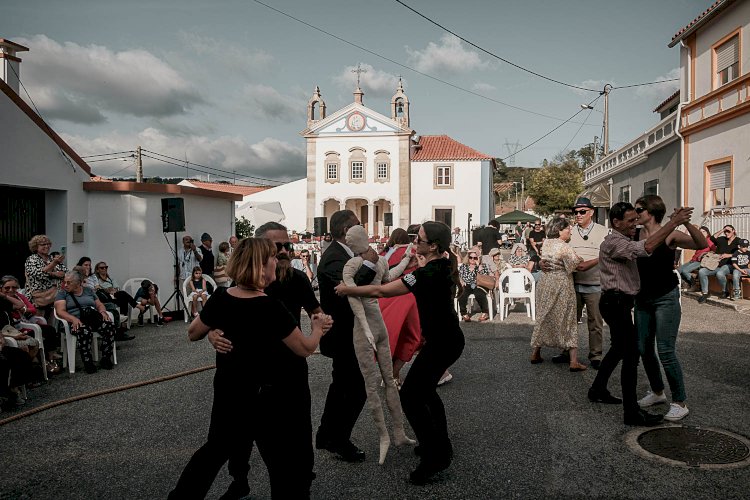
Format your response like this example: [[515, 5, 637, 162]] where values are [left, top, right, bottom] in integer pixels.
[[68, 290, 84, 310]]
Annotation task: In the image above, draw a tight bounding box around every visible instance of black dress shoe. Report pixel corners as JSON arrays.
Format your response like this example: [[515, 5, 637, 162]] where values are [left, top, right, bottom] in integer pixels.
[[624, 409, 663, 426], [219, 480, 250, 500], [551, 353, 570, 364], [99, 357, 114, 370], [318, 439, 365, 462], [587, 388, 622, 404], [590, 359, 601, 370], [409, 456, 451, 485]]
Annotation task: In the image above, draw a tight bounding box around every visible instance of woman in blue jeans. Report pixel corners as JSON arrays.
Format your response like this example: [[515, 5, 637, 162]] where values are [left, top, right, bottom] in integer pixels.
[[633, 195, 706, 421]]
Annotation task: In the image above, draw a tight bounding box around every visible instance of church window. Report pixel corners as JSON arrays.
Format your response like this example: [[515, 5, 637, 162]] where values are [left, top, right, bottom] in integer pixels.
[[377, 163, 388, 179], [374, 150, 391, 183], [324, 152, 340, 184], [327, 164, 338, 180], [351, 162, 364, 180], [434, 164, 453, 189], [348, 147, 367, 183]]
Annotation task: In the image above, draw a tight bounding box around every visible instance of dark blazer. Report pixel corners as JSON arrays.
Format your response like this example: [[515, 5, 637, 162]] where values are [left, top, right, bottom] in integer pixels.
[[317, 241, 375, 358]]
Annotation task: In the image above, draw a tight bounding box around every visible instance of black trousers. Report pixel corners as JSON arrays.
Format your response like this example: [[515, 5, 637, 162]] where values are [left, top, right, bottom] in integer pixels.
[[400, 334, 464, 461], [457, 286, 489, 315], [590, 292, 641, 415], [317, 340, 367, 446], [170, 385, 313, 499]]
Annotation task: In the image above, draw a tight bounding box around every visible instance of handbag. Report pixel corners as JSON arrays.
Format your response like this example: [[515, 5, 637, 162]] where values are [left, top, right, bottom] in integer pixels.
[[68, 292, 103, 331], [31, 287, 57, 307], [700, 252, 722, 271], [476, 273, 497, 290]]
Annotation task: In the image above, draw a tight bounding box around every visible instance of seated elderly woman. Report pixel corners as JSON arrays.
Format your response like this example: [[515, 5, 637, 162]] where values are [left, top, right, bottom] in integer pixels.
[[1, 275, 62, 375], [24, 234, 67, 319], [54, 271, 117, 374], [457, 249, 493, 322], [88, 261, 142, 338]]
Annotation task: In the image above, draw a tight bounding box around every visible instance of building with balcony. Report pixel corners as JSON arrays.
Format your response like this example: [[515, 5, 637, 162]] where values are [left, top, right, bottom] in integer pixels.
[[671, 0, 750, 235]]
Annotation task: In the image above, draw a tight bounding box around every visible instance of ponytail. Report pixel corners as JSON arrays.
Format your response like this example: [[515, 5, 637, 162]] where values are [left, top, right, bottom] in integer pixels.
[[448, 249, 463, 298]]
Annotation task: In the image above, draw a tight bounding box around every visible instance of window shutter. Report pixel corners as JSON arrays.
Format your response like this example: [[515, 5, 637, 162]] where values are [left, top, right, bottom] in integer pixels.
[[716, 36, 739, 72], [709, 163, 731, 189]]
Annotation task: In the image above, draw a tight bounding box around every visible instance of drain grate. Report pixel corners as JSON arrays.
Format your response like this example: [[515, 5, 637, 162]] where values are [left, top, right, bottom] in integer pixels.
[[633, 426, 750, 468]]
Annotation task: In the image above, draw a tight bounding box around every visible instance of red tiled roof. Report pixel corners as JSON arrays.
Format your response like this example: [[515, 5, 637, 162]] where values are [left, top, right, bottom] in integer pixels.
[[90, 175, 113, 182], [653, 90, 680, 113], [493, 182, 514, 194], [411, 135, 494, 161], [669, 0, 736, 47], [186, 180, 271, 196]]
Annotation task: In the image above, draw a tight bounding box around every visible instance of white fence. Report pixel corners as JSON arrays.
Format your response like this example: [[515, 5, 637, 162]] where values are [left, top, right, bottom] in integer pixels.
[[701, 206, 750, 238]]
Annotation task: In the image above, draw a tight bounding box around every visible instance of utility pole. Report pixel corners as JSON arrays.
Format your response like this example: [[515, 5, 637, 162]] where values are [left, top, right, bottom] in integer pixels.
[[136, 145, 143, 183], [521, 176, 525, 211], [602, 84, 612, 156], [593, 136, 599, 163]]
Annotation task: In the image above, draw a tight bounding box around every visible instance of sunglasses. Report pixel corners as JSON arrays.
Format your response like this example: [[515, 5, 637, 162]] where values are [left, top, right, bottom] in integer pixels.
[[469, 256, 478, 260], [635, 207, 646, 214], [275, 242, 294, 252], [572, 209, 589, 215], [97, 266, 108, 270]]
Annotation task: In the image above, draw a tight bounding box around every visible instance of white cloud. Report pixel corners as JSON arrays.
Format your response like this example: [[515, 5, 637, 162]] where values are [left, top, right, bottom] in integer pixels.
[[635, 68, 680, 105], [333, 64, 400, 98], [17, 35, 203, 124], [176, 31, 273, 76], [406, 34, 489, 74], [472, 82, 496, 92], [63, 129, 306, 182], [242, 84, 305, 122]]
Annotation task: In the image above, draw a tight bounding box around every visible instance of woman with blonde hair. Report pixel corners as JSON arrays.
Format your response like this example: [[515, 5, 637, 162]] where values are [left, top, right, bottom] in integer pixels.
[[24, 235, 67, 317], [169, 237, 332, 499]]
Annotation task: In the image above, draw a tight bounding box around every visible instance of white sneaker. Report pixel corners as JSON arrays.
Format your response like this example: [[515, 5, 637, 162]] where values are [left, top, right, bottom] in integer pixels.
[[638, 391, 667, 407], [664, 403, 689, 421], [437, 372, 453, 386]]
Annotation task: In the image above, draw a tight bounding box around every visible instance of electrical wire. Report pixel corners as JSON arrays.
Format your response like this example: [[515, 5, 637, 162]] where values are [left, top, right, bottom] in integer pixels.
[[251, 0, 598, 126], [396, 0, 679, 93], [143, 149, 283, 185], [501, 94, 602, 162], [81, 150, 135, 158], [563, 105, 595, 152], [140, 152, 277, 186], [85, 155, 135, 163]]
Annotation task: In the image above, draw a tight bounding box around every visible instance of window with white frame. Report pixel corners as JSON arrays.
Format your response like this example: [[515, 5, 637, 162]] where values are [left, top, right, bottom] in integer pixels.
[[327, 163, 338, 180], [351, 161, 364, 180], [618, 185, 631, 203], [643, 179, 659, 196], [377, 162, 388, 180], [324, 152, 340, 183], [715, 34, 739, 87], [708, 162, 731, 208], [435, 165, 452, 188]]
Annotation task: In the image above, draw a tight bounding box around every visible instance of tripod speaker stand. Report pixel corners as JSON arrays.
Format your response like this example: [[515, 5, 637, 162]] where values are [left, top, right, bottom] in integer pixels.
[[163, 231, 188, 319]]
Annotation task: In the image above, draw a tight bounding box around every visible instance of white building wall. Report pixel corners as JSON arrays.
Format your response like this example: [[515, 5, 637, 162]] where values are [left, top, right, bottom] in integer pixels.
[[0, 90, 90, 264], [241, 178, 307, 232], [410, 160, 486, 229], [87, 192, 235, 303], [313, 134, 403, 224]]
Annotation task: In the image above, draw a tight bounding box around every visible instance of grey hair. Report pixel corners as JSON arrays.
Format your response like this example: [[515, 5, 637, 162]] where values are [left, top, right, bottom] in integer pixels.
[[546, 217, 571, 239], [64, 270, 84, 285], [0, 275, 20, 287], [255, 221, 287, 238]]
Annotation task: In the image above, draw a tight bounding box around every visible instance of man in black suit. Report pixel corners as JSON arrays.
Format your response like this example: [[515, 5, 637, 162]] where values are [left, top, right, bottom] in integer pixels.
[[315, 210, 378, 462]]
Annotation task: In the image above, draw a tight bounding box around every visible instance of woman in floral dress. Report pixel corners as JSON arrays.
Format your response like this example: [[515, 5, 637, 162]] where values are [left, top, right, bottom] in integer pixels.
[[529, 218, 587, 371]]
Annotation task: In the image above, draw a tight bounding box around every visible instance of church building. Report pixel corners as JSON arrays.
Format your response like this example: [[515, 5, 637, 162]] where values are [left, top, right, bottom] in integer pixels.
[[300, 79, 496, 236]]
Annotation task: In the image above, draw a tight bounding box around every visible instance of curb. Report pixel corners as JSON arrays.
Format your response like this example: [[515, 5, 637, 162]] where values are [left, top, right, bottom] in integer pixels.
[[682, 291, 750, 313]]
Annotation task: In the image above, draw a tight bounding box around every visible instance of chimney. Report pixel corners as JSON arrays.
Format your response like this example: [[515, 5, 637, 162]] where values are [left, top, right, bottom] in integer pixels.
[[0, 39, 29, 94]]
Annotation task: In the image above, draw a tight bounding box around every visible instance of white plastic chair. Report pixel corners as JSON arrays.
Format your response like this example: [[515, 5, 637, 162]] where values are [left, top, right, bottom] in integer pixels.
[[182, 275, 217, 322], [454, 286, 495, 321], [497, 268, 536, 321], [18, 321, 47, 381], [122, 278, 157, 328], [54, 309, 117, 374]]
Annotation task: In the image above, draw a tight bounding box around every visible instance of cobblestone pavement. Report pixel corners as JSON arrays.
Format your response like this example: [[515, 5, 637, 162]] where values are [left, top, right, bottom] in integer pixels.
[[1, 296, 749, 499]]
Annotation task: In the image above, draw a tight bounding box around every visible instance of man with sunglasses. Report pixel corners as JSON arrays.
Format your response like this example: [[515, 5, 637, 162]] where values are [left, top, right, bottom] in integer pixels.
[[179, 235, 203, 280], [697, 225, 741, 303], [205, 221, 324, 499], [527, 220, 546, 258], [550, 197, 608, 369]]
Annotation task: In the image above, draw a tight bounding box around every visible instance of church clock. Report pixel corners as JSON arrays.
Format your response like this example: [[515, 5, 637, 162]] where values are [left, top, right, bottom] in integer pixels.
[[346, 112, 366, 131]]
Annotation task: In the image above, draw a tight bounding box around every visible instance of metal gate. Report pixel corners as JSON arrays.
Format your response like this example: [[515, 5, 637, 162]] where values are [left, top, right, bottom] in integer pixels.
[[0, 186, 46, 287]]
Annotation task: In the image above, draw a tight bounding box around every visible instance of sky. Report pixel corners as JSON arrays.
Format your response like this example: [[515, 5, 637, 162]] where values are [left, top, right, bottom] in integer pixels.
[[2, 0, 709, 184]]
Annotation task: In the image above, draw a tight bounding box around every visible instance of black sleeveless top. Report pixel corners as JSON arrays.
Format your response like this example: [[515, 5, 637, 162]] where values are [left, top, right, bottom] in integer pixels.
[[636, 228, 677, 300]]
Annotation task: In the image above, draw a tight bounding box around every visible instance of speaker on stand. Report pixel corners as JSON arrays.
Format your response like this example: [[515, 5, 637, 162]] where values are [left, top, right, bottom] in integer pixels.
[[161, 198, 187, 319], [314, 217, 328, 237]]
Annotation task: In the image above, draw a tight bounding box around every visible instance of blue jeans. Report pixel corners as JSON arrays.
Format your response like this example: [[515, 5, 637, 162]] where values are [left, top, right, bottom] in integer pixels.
[[678, 261, 701, 285], [635, 286, 686, 402], [698, 264, 732, 294], [732, 269, 746, 294]]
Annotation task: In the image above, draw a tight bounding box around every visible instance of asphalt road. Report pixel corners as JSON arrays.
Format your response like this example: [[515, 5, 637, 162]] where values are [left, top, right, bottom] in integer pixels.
[[1, 294, 749, 499]]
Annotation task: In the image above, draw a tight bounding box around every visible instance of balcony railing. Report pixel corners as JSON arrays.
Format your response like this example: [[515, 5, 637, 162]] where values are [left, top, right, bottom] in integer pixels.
[[701, 206, 750, 240], [681, 73, 750, 134], [584, 111, 678, 186]]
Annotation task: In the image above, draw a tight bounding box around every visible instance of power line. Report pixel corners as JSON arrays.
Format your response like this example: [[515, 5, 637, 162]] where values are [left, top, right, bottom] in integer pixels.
[[142, 149, 283, 185], [251, 0, 598, 126], [140, 152, 279, 186], [563, 105, 595, 152], [81, 150, 135, 158], [395, 0, 679, 92], [501, 94, 602, 162], [85, 155, 135, 163]]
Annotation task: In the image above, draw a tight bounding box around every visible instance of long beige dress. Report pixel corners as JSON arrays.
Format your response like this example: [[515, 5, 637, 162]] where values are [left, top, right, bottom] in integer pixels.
[[530, 238, 582, 349]]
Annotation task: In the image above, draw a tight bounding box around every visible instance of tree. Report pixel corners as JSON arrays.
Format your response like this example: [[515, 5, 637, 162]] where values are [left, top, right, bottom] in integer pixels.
[[235, 216, 255, 239], [526, 156, 584, 215]]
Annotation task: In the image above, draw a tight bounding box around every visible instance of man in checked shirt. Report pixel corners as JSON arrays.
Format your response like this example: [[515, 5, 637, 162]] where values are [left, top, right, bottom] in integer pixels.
[[587, 202, 693, 426]]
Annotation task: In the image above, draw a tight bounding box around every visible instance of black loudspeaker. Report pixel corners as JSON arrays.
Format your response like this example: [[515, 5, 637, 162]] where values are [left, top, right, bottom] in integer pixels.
[[383, 212, 393, 226], [314, 217, 327, 237], [161, 198, 185, 232]]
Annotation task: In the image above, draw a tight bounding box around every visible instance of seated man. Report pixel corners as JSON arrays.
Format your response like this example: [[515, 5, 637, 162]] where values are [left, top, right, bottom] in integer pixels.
[[730, 239, 749, 301], [134, 280, 164, 326]]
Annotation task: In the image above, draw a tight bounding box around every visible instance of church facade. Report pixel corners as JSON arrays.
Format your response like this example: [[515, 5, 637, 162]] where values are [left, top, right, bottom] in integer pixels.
[[300, 80, 495, 236]]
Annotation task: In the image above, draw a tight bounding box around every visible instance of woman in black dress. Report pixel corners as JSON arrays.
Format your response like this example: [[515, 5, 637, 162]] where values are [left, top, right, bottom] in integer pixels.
[[336, 221, 464, 485], [169, 238, 332, 499]]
